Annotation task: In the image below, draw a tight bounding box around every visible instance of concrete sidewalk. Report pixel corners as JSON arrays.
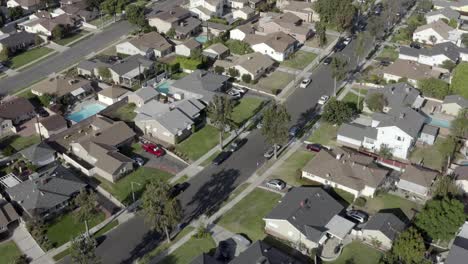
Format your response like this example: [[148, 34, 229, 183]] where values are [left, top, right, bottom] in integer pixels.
[[11, 224, 52, 264]]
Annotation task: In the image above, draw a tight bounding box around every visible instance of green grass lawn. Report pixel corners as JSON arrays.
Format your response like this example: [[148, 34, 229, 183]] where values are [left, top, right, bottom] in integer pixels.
[[55, 32, 86, 46], [159, 234, 216, 264], [108, 103, 137, 122], [326, 242, 383, 264], [89, 15, 113, 27], [257, 71, 294, 94], [46, 210, 106, 247], [10, 47, 54, 69], [141, 227, 195, 263], [95, 167, 173, 204], [362, 193, 422, 219], [214, 182, 250, 214], [306, 122, 339, 146], [176, 125, 223, 162], [217, 188, 281, 241], [376, 46, 399, 61], [231, 97, 264, 125], [271, 150, 317, 187], [342, 92, 364, 111], [0, 134, 42, 152], [409, 139, 448, 171], [0, 241, 22, 264], [281, 51, 318, 69]]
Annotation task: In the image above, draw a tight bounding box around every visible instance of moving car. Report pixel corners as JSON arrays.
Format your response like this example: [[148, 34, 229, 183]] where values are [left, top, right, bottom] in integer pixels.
[[323, 57, 332, 65], [213, 151, 232, 165], [300, 78, 311, 88], [132, 157, 145, 167], [318, 95, 329, 105], [346, 210, 369, 223], [306, 144, 321, 152], [264, 145, 281, 159], [266, 179, 286, 190], [142, 143, 165, 157], [229, 138, 247, 152], [170, 182, 190, 198]]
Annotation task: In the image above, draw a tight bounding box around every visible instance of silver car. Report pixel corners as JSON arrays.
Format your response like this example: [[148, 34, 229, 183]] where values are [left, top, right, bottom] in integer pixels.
[[264, 145, 281, 159], [346, 210, 368, 223], [266, 179, 286, 190]]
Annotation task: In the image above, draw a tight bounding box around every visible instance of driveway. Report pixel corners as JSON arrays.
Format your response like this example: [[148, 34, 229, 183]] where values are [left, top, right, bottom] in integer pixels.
[[139, 151, 188, 175]]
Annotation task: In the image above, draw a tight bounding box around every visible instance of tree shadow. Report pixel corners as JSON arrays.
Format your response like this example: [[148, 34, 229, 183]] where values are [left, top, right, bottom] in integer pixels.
[[121, 229, 162, 264]]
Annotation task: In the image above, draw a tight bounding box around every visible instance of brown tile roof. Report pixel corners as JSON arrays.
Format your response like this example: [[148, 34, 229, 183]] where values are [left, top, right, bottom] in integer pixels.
[[32, 76, 92, 97], [129, 32, 173, 52], [400, 165, 438, 187], [40, 114, 67, 131], [98, 86, 129, 99], [0, 97, 34, 120]]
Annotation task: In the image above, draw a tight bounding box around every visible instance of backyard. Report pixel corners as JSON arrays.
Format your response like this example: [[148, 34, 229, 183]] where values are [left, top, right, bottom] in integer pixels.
[[326, 241, 383, 264], [409, 139, 450, 171], [280, 51, 318, 69], [0, 241, 22, 264], [10, 47, 54, 69], [306, 122, 339, 146], [270, 150, 317, 187], [360, 193, 422, 219], [217, 188, 281, 241], [257, 71, 295, 94], [106, 103, 137, 122], [231, 97, 264, 125], [175, 125, 223, 162], [94, 167, 173, 204], [159, 234, 216, 264]]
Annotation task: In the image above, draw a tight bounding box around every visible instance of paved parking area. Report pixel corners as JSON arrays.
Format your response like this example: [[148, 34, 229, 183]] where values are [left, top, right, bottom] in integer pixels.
[[139, 151, 188, 175]]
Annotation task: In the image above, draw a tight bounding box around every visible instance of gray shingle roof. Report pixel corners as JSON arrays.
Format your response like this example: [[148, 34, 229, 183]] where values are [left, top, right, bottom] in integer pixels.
[[157, 108, 194, 134], [230, 241, 304, 264], [0, 31, 35, 49], [174, 17, 201, 35], [443, 95, 468, 108], [400, 165, 438, 188], [420, 42, 461, 62], [171, 70, 229, 101], [110, 55, 153, 76], [20, 142, 56, 164], [399, 46, 421, 58], [421, 124, 439, 136], [39, 114, 68, 131], [175, 99, 205, 119], [189, 254, 220, 264], [446, 237, 468, 264], [426, 7, 460, 20], [338, 123, 377, 141], [365, 83, 423, 109], [364, 212, 406, 241], [133, 87, 159, 101], [373, 107, 426, 139]]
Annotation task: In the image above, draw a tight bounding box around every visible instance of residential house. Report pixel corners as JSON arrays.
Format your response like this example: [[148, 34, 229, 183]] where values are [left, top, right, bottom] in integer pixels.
[[425, 8, 460, 25], [233, 6, 255, 20], [363, 83, 425, 114], [189, 254, 221, 264], [214, 52, 275, 81], [127, 87, 160, 107], [203, 22, 229, 37], [248, 0, 265, 9], [230, 241, 305, 264], [441, 95, 468, 116], [116, 32, 173, 59], [108, 55, 154, 87], [454, 166, 468, 193], [399, 42, 464, 68], [97, 86, 130, 105], [302, 147, 388, 198], [413, 20, 461, 46], [189, 0, 224, 21], [19, 142, 56, 167], [173, 17, 202, 39], [229, 23, 255, 41], [0, 198, 20, 234], [171, 70, 230, 103], [396, 165, 439, 198], [31, 76, 94, 99], [277, 0, 319, 23], [53, 1, 98, 23], [337, 107, 427, 160], [35, 114, 68, 139], [419, 124, 439, 145], [229, 0, 247, 9], [258, 12, 314, 43], [7, 0, 43, 12], [264, 187, 355, 249], [0, 24, 18, 36], [76, 59, 112, 79], [203, 43, 230, 59], [362, 212, 407, 250], [382, 59, 443, 87], [0, 118, 16, 138], [21, 13, 81, 37], [245, 31, 298, 61], [0, 31, 35, 53], [433, 0, 468, 15], [5, 165, 87, 218], [445, 221, 468, 264], [175, 38, 202, 57], [148, 7, 191, 33], [0, 97, 35, 125]]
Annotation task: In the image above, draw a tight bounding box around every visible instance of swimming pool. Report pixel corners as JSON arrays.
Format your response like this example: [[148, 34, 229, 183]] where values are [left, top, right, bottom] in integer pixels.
[[156, 81, 171, 94], [426, 116, 452, 129], [195, 35, 208, 43], [67, 103, 106, 123]]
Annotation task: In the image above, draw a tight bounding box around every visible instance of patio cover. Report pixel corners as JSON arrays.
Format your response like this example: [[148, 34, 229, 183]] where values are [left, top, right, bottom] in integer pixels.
[[0, 173, 21, 188], [325, 215, 355, 240], [71, 87, 86, 97]]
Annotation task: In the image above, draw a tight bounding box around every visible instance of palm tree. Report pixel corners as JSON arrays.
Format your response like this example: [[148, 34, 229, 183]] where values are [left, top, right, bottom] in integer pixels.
[[260, 103, 291, 159], [141, 180, 181, 243], [74, 190, 98, 236], [331, 56, 348, 96], [207, 95, 235, 150]]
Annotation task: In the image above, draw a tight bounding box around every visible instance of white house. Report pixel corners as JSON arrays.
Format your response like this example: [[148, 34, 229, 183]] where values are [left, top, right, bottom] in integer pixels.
[[413, 20, 462, 46], [425, 8, 460, 25], [189, 0, 224, 21], [233, 6, 255, 20], [115, 32, 173, 58], [175, 39, 202, 57], [229, 0, 247, 9], [229, 23, 255, 41], [245, 31, 297, 61], [396, 165, 438, 198], [97, 86, 130, 105]]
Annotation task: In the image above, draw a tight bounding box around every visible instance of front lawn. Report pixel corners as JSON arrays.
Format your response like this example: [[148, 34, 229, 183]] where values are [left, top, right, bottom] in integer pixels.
[[326, 242, 383, 264], [159, 234, 216, 264], [376, 46, 399, 61], [281, 51, 318, 69], [409, 139, 448, 171], [306, 122, 338, 146], [55, 32, 86, 46], [46, 209, 106, 247], [231, 97, 264, 125], [89, 15, 113, 27], [0, 241, 22, 264], [94, 167, 173, 204], [217, 188, 281, 241], [271, 150, 317, 187], [361, 193, 422, 219], [257, 71, 294, 94], [10, 47, 54, 69], [342, 92, 364, 111], [175, 125, 223, 162], [106, 103, 137, 122]]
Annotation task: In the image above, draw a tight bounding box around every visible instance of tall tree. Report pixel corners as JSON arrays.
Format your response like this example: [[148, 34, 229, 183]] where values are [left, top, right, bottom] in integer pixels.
[[74, 190, 98, 236], [261, 103, 291, 159], [330, 56, 348, 95], [451, 109, 468, 139], [315, 21, 327, 47], [70, 236, 100, 264], [125, 4, 147, 28], [207, 95, 235, 150], [141, 180, 181, 242], [384, 227, 427, 264], [367, 15, 385, 40], [87, 0, 104, 10], [321, 98, 355, 125]]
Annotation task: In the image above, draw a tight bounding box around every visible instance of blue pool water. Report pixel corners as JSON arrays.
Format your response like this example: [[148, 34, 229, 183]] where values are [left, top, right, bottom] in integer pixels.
[[156, 81, 171, 94], [426, 116, 452, 129], [195, 35, 208, 43], [67, 103, 106, 122]]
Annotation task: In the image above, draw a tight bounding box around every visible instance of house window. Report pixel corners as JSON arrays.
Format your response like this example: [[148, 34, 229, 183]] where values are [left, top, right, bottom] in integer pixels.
[[396, 136, 403, 141]]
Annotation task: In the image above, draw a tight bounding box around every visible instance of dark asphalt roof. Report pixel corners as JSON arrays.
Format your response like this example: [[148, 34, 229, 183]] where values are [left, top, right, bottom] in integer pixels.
[[338, 123, 377, 141], [426, 7, 460, 20], [172, 70, 229, 101], [399, 46, 421, 58], [421, 124, 439, 136], [264, 187, 343, 243], [443, 95, 468, 108], [0, 31, 35, 48], [364, 212, 406, 241], [174, 17, 202, 35], [366, 83, 423, 109], [420, 42, 461, 62], [20, 142, 56, 163], [373, 106, 426, 139], [230, 241, 304, 264], [110, 55, 153, 75]]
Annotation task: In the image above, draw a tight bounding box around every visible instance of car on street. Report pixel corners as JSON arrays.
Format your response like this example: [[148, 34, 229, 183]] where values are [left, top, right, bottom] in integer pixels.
[[343, 36, 352, 45], [318, 95, 329, 105], [306, 144, 321, 152], [142, 143, 165, 157], [334, 42, 346, 52], [229, 138, 247, 152], [264, 145, 281, 159], [300, 78, 311, 88], [132, 157, 145, 167], [213, 151, 232, 165], [346, 210, 369, 223], [266, 179, 286, 190], [323, 57, 332, 65], [289, 125, 300, 137], [170, 182, 190, 198]]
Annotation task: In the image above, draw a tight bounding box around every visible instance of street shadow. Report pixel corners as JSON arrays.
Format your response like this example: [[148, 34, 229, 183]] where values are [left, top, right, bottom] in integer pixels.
[[121, 229, 162, 264]]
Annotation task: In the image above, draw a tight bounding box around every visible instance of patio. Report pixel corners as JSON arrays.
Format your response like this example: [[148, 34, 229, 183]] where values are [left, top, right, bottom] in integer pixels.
[[320, 237, 342, 262]]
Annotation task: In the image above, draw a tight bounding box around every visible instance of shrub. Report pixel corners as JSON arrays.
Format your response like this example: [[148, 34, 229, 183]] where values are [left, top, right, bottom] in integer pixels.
[[241, 74, 252, 83], [354, 197, 367, 207]]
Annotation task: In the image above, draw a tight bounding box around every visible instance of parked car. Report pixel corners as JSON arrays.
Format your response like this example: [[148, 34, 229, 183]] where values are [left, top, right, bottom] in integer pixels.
[[300, 78, 311, 88], [213, 151, 232, 165], [323, 57, 332, 65], [170, 182, 190, 198], [266, 179, 286, 190], [289, 125, 300, 137], [132, 157, 145, 167], [264, 145, 281, 159], [306, 144, 321, 152], [229, 138, 247, 152], [318, 95, 329, 105], [410, 42, 421, 49], [231, 87, 246, 94], [228, 89, 242, 99], [334, 42, 346, 52], [142, 143, 165, 157], [343, 36, 352, 45], [346, 210, 369, 223]]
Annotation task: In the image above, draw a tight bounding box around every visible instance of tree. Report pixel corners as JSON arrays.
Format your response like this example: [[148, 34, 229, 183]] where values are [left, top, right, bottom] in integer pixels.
[[448, 18, 458, 28], [70, 235, 100, 264], [322, 98, 355, 125], [98, 67, 111, 81], [87, 0, 104, 10], [261, 103, 291, 159], [384, 228, 426, 264], [8, 7, 23, 20], [365, 93, 386, 112], [166, 28, 176, 39], [432, 175, 462, 199], [13, 255, 29, 264], [207, 95, 235, 150], [125, 5, 147, 28], [74, 190, 98, 235], [331, 56, 348, 95], [141, 180, 181, 242], [379, 144, 393, 159], [214, 65, 224, 74], [441, 60, 456, 71], [315, 21, 327, 47], [0, 47, 9, 62], [227, 68, 239, 78], [52, 25, 67, 40], [39, 93, 55, 107], [35, 35, 44, 46], [101, 0, 117, 15], [415, 197, 465, 241], [354, 32, 367, 66], [436, 137, 457, 169], [241, 74, 251, 83], [418, 78, 450, 99], [450, 63, 468, 98], [451, 109, 468, 139], [367, 15, 385, 40], [462, 33, 468, 47], [314, 0, 356, 32]]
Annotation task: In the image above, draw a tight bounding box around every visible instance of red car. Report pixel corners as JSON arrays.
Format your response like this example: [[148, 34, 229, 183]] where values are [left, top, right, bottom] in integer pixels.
[[142, 144, 165, 157], [306, 144, 321, 152]]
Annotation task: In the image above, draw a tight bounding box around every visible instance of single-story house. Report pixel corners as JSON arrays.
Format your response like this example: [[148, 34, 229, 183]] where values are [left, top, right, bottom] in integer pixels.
[[229, 23, 255, 41], [31, 76, 94, 99], [396, 165, 439, 198], [35, 114, 68, 139], [445, 221, 468, 264], [147, 6, 192, 34], [230, 240, 304, 264], [233, 6, 255, 20], [0, 199, 20, 234], [382, 59, 443, 87], [97, 86, 130, 105], [174, 17, 202, 39], [203, 43, 230, 59], [258, 12, 314, 43], [21, 13, 81, 37], [399, 42, 462, 68], [0, 31, 36, 53], [214, 52, 275, 81], [279, 0, 319, 23], [264, 187, 354, 249], [413, 20, 461, 46], [171, 69, 230, 103], [115, 32, 173, 58], [362, 212, 407, 250], [189, 253, 221, 264], [245, 31, 297, 61], [76, 59, 112, 79], [7, 0, 43, 12], [363, 82, 425, 114], [127, 87, 160, 107], [302, 147, 388, 198], [175, 38, 202, 57], [0, 96, 35, 125], [418, 124, 439, 145], [108, 55, 154, 87], [19, 142, 56, 167], [441, 95, 468, 116], [203, 22, 229, 37]]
